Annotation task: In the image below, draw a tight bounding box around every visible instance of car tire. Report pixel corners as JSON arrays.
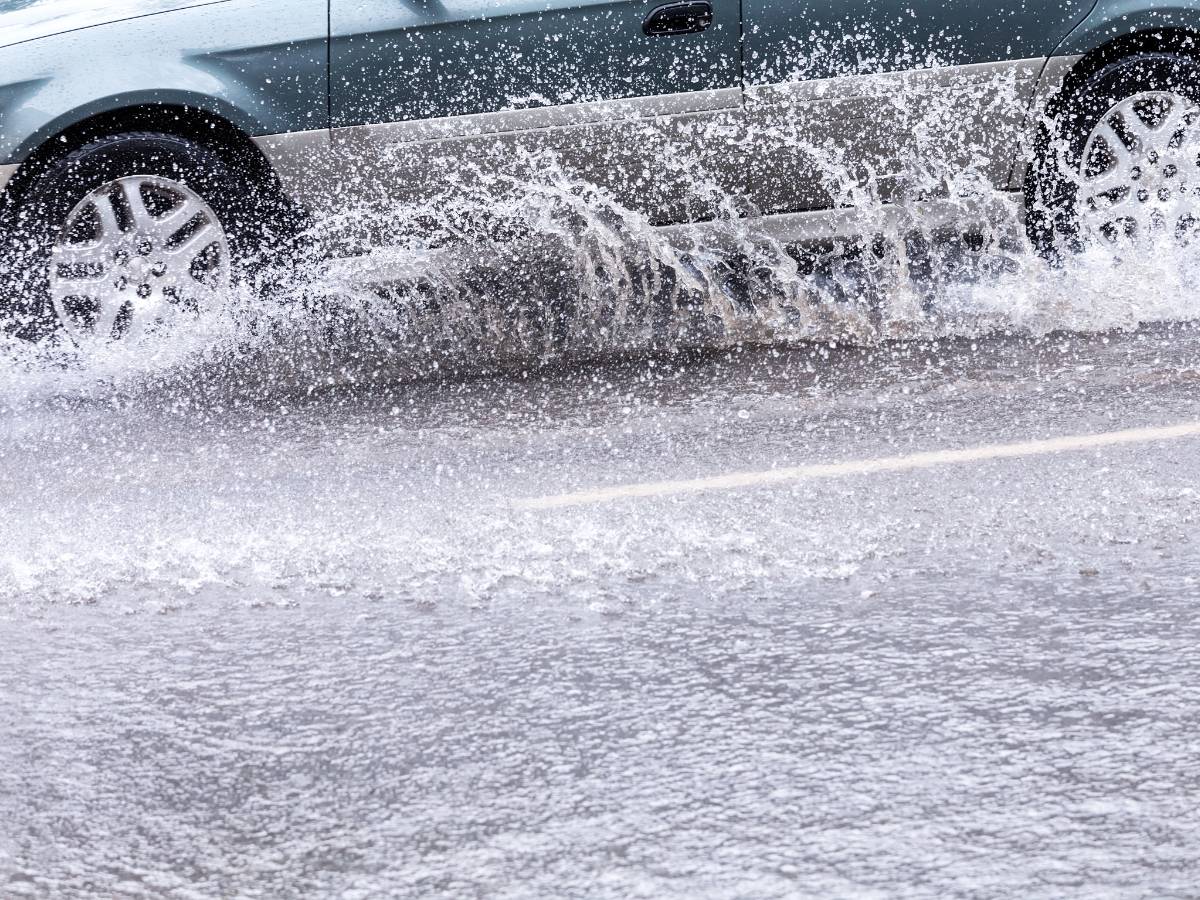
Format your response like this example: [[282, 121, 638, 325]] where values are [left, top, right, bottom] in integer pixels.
[[1025, 52, 1200, 260], [1, 131, 292, 342]]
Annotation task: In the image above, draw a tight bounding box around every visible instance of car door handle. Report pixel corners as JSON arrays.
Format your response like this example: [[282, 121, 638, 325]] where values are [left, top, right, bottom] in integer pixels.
[[642, 1, 713, 36]]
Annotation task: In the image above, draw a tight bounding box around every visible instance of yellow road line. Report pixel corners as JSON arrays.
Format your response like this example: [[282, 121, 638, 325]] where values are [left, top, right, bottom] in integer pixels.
[[513, 421, 1200, 510]]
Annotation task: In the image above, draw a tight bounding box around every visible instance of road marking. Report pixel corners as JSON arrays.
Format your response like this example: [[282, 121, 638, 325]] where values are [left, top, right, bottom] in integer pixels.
[[512, 420, 1200, 510]]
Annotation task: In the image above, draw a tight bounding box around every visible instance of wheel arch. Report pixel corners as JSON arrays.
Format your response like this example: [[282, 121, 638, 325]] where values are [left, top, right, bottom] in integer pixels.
[[1010, 19, 1200, 190], [1049, 25, 1200, 119], [1, 96, 289, 217]]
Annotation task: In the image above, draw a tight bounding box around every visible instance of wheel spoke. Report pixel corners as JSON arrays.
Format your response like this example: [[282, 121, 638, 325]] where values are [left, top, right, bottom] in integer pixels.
[[1094, 122, 1133, 166], [123, 295, 169, 340], [121, 178, 155, 231], [1082, 166, 1128, 196], [156, 197, 204, 241], [92, 290, 130, 337], [90, 192, 123, 239], [180, 279, 223, 311], [1118, 107, 1157, 151], [48, 277, 95, 304], [1082, 190, 1133, 219], [51, 243, 109, 273], [169, 220, 221, 264], [1154, 98, 1191, 142]]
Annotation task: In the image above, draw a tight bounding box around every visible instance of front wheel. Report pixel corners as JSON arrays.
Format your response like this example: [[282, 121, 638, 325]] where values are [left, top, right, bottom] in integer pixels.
[[1025, 53, 1200, 258], [4, 132, 276, 343]]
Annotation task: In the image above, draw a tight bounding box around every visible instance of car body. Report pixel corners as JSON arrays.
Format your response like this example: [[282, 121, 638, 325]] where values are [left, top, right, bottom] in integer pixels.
[[1, 0, 1198, 340]]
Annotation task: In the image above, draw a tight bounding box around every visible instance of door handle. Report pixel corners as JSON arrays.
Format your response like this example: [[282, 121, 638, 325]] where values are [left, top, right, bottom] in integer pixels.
[[642, 1, 713, 36]]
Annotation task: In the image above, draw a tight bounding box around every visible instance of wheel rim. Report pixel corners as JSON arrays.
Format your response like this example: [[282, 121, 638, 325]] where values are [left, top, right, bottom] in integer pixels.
[[48, 175, 230, 342], [1077, 90, 1200, 247]]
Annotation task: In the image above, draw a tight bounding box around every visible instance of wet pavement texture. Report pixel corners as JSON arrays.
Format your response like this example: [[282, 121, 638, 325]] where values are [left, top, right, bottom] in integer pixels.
[[3, 326, 1200, 897]]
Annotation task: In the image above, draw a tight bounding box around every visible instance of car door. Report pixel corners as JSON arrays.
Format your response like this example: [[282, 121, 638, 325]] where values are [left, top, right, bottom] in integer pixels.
[[329, 0, 742, 223], [740, 0, 1099, 214]]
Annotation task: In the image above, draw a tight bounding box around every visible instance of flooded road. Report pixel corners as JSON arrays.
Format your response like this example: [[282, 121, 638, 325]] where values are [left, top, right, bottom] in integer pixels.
[[3, 324, 1200, 897]]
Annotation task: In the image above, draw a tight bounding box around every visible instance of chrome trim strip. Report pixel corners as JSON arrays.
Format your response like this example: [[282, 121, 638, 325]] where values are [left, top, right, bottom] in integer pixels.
[[252, 128, 330, 162], [746, 58, 1046, 106], [253, 89, 742, 206], [0, 163, 17, 194], [331, 87, 742, 148]]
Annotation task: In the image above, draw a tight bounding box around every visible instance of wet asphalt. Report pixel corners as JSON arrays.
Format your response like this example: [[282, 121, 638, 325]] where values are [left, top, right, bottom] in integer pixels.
[[3, 325, 1200, 897]]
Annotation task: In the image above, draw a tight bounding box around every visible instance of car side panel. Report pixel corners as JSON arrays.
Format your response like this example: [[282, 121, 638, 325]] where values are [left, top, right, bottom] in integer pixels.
[[0, 0, 327, 167], [325, 0, 744, 224], [743, 0, 1100, 87], [331, 0, 741, 126], [740, 0, 1099, 216], [0, 0, 231, 49]]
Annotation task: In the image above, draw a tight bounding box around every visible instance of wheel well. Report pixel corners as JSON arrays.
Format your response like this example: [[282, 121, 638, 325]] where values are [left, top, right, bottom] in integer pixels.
[[1016, 26, 1200, 187], [1, 103, 285, 213], [1048, 27, 1200, 118]]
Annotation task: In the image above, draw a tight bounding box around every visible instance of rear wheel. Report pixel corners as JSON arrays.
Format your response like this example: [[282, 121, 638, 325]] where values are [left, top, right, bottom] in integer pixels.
[[3, 132, 279, 343], [1026, 53, 1200, 258]]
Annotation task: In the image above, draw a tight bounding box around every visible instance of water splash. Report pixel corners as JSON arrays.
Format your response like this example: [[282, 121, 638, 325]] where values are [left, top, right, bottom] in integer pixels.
[[4, 62, 1200, 406]]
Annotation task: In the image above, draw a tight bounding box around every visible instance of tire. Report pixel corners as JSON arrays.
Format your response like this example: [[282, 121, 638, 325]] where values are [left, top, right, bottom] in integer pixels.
[[1025, 52, 1200, 259], [1, 131, 291, 342]]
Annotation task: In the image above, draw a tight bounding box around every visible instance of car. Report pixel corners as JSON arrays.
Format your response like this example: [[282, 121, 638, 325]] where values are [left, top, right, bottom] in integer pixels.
[[0, 0, 1197, 343]]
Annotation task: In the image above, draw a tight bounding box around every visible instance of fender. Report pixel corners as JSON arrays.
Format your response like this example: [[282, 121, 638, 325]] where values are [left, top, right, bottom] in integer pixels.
[[1057, 1, 1200, 56], [0, 0, 326, 168]]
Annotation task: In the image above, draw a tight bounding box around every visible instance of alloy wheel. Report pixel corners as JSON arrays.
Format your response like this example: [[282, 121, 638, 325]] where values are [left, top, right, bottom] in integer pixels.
[[48, 175, 230, 342], [1076, 90, 1200, 247]]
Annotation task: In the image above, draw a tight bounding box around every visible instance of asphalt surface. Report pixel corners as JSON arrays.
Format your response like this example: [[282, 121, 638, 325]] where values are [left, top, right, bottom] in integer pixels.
[[3, 322, 1200, 897]]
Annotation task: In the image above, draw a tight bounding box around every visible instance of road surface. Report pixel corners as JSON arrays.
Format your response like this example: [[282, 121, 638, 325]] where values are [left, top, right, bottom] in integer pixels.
[[2, 322, 1200, 897]]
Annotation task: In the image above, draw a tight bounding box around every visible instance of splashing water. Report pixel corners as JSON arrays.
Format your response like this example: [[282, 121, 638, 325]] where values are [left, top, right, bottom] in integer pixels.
[[3, 61, 1200, 408]]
